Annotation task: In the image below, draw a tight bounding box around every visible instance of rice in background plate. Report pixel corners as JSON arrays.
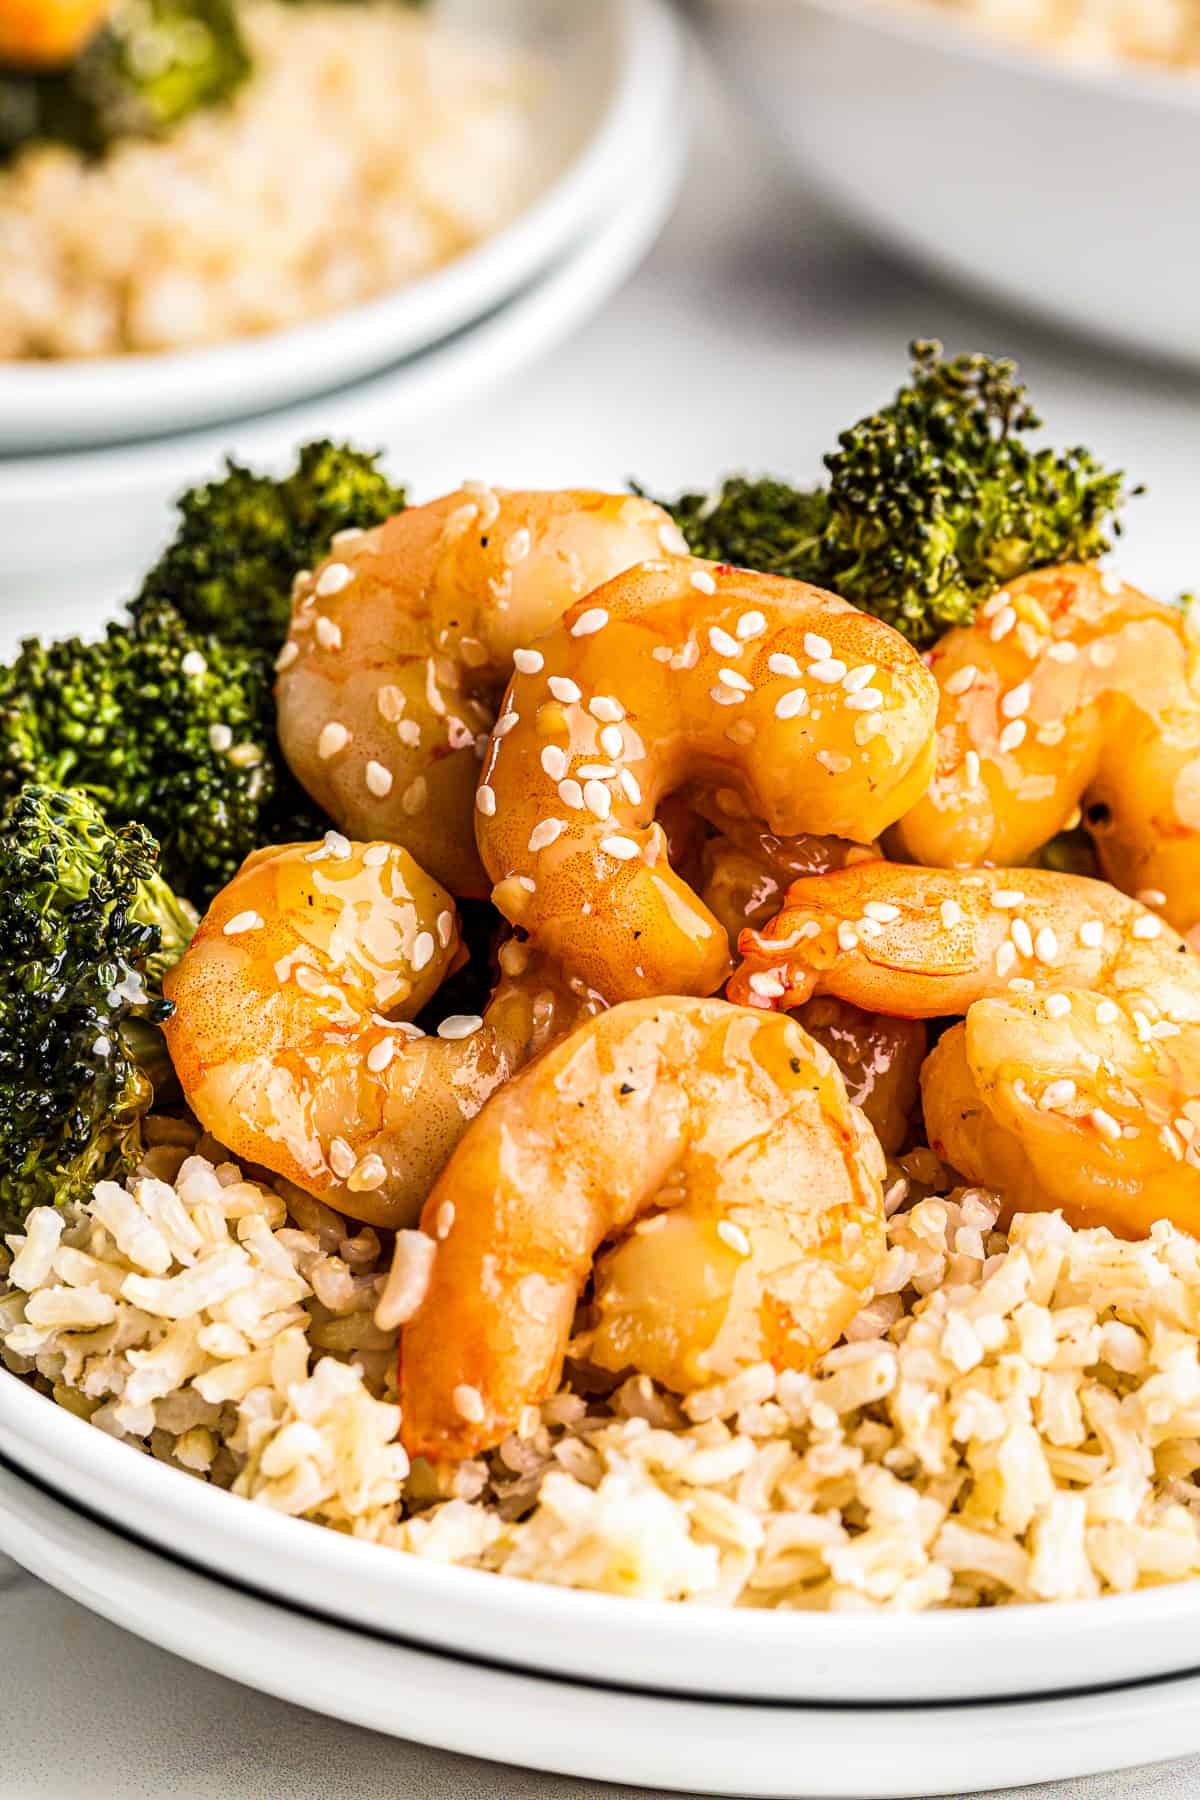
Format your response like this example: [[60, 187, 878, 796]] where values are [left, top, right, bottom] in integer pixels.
[[4, 1117, 1200, 1610]]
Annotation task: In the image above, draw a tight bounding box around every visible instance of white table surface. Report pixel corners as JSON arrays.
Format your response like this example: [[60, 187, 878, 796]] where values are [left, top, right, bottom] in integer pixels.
[[4, 23, 1200, 1797]]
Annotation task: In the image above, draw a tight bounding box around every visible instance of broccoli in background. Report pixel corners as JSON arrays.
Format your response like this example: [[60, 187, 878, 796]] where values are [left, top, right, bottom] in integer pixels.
[[0, 786, 195, 1231], [652, 341, 1135, 649], [132, 439, 407, 654]]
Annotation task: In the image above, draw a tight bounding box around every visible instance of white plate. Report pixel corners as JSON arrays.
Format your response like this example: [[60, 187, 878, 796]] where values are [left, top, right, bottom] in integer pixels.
[[0, 98, 687, 611], [7, 1364, 1200, 1709], [2, 1457, 1199, 1799], [0, 0, 683, 454], [697, 0, 1200, 365]]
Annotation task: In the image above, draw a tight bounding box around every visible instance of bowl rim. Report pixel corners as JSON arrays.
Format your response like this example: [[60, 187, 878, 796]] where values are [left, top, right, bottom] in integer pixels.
[[711, 0, 1200, 112]]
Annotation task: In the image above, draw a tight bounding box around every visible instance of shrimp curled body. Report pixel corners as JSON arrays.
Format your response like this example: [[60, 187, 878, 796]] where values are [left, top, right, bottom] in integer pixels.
[[162, 839, 595, 1229], [275, 488, 683, 897], [398, 997, 887, 1461], [731, 862, 1200, 1237], [477, 559, 938, 1002], [894, 565, 1200, 936]]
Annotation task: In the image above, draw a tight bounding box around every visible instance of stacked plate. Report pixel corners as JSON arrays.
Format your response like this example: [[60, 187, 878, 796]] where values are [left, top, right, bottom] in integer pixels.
[[4, 1366, 1200, 1797], [0, 0, 687, 597]]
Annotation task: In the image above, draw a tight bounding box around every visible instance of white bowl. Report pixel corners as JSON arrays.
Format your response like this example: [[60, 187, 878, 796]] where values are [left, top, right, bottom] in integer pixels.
[[4, 1456, 1200, 1798], [0, 0, 679, 454], [6, 1361, 1200, 1709], [696, 0, 1200, 364]]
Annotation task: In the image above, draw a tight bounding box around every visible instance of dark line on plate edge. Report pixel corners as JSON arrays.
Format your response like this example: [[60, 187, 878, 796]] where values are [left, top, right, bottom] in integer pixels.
[[4, 1450, 1200, 1715]]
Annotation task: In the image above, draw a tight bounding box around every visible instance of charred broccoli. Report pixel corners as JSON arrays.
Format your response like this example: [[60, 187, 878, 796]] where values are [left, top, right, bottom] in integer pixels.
[[0, 0, 250, 162], [653, 341, 1134, 649], [132, 439, 406, 654], [0, 785, 195, 1230]]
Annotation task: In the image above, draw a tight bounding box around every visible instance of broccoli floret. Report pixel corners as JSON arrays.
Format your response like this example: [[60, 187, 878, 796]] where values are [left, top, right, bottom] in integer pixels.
[[0, 600, 323, 908], [132, 439, 406, 654], [0, 0, 250, 162], [652, 341, 1134, 649], [0, 785, 195, 1230]]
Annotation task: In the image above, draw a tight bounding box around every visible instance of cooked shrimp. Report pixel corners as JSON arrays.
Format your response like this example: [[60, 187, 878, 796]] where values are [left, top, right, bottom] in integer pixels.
[[0, 0, 111, 64], [893, 565, 1200, 935], [397, 998, 886, 1460], [476, 559, 938, 1002], [162, 835, 598, 1230], [731, 861, 1200, 1236], [275, 488, 683, 897]]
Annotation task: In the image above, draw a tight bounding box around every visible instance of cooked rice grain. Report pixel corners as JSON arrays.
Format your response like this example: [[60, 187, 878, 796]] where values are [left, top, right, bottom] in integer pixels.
[[5, 1136, 1200, 1608], [895, 0, 1200, 71]]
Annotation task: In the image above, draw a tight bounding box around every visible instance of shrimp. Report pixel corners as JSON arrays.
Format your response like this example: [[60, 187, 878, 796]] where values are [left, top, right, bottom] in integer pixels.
[[396, 998, 886, 1460], [730, 861, 1200, 1237], [892, 565, 1200, 936], [0, 0, 111, 65], [476, 559, 938, 1002], [275, 488, 683, 897], [162, 836, 598, 1230]]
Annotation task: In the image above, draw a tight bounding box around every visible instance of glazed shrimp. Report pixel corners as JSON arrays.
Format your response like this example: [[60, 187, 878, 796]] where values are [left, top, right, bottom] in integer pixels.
[[731, 862, 1200, 1236], [163, 836, 598, 1230], [275, 488, 683, 897], [892, 565, 1200, 935], [396, 998, 886, 1461], [476, 559, 938, 1002]]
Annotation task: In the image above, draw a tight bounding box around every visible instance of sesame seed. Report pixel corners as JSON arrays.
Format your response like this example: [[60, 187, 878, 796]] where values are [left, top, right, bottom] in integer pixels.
[[858, 918, 883, 940], [818, 751, 851, 773], [583, 780, 612, 820], [748, 971, 785, 999], [437, 910, 455, 947], [671, 643, 700, 671], [503, 527, 532, 566], [599, 724, 624, 758], [571, 608, 608, 638], [558, 779, 584, 810], [980, 590, 1011, 620], [1001, 680, 1032, 720], [998, 720, 1027, 754], [836, 922, 859, 951], [402, 777, 428, 816], [394, 720, 419, 749], [223, 910, 262, 936], [513, 648, 544, 675], [412, 931, 435, 971], [589, 696, 625, 724], [1045, 993, 1072, 1018], [845, 689, 883, 712], [1036, 722, 1066, 747], [965, 750, 981, 788], [775, 689, 809, 721], [529, 818, 564, 852], [690, 569, 717, 595], [600, 835, 639, 861], [943, 664, 978, 696], [1047, 640, 1078, 663], [709, 625, 741, 658], [1090, 641, 1116, 668], [1008, 977, 1035, 993], [324, 830, 351, 860], [1090, 1107, 1122, 1142], [1034, 927, 1058, 965], [577, 763, 616, 780], [717, 1219, 751, 1256], [804, 633, 832, 661], [493, 712, 519, 739], [1041, 1078, 1076, 1109], [317, 721, 350, 760], [863, 901, 900, 923], [438, 1014, 484, 1040], [208, 723, 233, 752], [180, 650, 206, 678], [1132, 915, 1161, 940], [1010, 918, 1034, 957], [1100, 569, 1123, 596], [316, 562, 354, 598], [652, 645, 673, 662], [548, 676, 581, 704], [274, 641, 299, 672], [365, 761, 393, 798], [718, 668, 753, 693], [541, 745, 568, 780], [367, 1038, 396, 1074], [990, 606, 1016, 643], [725, 720, 756, 746], [737, 611, 767, 639], [995, 941, 1017, 977], [711, 685, 743, 706], [435, 1201, 456, 1239], [475, 785, 497, 817], [809, 658, 848, 684], [842, 664, 877, 694], [768, 653, 801, 678], [1096, 999, 1119, 1024], [329, 1137, 356, 1178], [453, 1384, 485, 1424], [940, 900, 964, 929], [1137, 888, 1167, 907], [618, 769, 641, 805], [1079, 920, 1104, 948], [363, 843, 389, 866]]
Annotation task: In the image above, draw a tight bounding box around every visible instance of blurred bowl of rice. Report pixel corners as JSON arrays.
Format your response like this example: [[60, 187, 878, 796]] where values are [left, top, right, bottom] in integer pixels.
[[695, 0, 1200, 364]]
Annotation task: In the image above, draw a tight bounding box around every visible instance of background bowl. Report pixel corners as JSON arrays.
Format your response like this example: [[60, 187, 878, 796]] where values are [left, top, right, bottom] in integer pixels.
[[695, 0, 1200, 365]]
